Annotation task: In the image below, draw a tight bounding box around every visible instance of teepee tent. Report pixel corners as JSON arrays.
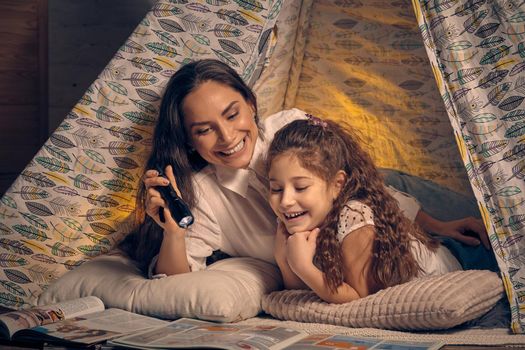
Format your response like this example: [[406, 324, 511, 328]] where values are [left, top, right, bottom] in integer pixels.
[[0, 0, 524, 333]]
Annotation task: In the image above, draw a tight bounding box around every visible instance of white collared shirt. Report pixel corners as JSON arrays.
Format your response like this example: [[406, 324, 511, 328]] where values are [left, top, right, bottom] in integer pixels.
[[150, 108, 422, 276]]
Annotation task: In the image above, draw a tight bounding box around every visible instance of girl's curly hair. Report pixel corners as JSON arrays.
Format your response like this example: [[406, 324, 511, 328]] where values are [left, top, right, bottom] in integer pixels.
[[266, 118, 438, 293]]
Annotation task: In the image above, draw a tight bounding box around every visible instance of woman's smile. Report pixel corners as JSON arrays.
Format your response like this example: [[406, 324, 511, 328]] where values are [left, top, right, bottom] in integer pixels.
[[182, 81, 258, 170]]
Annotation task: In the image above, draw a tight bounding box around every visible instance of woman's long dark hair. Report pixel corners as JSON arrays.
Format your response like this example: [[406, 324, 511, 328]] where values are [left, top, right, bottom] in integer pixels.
[[119, 59, 258, 272], [266, 118, 438, 293]]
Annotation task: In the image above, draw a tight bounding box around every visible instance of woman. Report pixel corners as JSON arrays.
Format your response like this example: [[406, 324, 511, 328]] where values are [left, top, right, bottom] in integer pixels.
[[119, 59, 490, 277]]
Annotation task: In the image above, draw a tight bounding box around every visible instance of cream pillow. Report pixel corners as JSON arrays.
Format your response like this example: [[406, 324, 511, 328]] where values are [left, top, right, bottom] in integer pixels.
[[38, 254, 282, 322], [262, 270, 504, 330]]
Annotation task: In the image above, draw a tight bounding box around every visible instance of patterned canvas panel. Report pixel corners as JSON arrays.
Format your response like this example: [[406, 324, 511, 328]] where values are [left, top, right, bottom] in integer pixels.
[[291, 0, 472, 195], [413, 0, 525, 333], [254, 0, 314, 118], [0, 0, 283, 309]]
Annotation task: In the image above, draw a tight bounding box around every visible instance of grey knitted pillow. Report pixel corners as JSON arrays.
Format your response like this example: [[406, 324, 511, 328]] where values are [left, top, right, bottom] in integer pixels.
[[262, 270, 503, 331]]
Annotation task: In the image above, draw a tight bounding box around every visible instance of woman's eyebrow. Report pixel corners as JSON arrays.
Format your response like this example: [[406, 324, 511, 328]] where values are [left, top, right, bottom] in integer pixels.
[[221, 101, 239, 116]]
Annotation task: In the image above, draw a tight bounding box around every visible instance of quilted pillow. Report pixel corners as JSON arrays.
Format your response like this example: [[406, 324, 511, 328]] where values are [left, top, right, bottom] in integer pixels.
[[262, 270, 504, 331], [37, 254, 281, 322]]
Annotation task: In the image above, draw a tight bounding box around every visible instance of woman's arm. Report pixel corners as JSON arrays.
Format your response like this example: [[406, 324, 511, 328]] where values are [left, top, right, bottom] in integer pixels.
[[144, 166, 191, 275], [415, 211, 490, 249], [155, 219, 191, 275]]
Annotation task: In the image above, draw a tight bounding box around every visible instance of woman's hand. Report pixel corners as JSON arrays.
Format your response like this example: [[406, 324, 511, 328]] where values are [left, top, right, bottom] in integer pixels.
[[286, 228, 320, 275], [143, 165, 185, 237], [416, 211, 490, 249]]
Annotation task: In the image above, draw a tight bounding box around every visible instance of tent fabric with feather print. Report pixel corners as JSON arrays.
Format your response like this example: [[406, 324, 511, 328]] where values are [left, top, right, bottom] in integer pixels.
[[0, 0, 524, 334]]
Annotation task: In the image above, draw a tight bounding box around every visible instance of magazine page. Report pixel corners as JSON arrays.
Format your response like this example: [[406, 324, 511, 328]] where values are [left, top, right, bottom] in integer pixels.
[[283, 334, 444, 350], [14, 308, 169, 346], [0, 296, 104, 340], [109, 318, 307, 350]]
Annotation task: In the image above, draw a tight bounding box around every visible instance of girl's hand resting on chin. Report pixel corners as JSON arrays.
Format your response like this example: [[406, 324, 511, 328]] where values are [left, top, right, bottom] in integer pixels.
[[286, 228, 320, 275]]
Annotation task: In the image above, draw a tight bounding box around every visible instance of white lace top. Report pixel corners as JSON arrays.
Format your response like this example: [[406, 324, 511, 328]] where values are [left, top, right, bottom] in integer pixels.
[[337, 200, 462, 277]]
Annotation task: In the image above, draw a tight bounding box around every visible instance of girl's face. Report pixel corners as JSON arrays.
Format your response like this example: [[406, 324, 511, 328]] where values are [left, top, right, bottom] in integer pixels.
[[182, 80, 258, 169], [268, 153, 344, 234]]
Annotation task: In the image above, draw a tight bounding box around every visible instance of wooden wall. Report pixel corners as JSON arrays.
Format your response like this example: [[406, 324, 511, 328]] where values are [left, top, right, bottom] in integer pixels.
[[48, 0, 154, 133], [0, 0, 48, 195], [0, 0, 153, 196]]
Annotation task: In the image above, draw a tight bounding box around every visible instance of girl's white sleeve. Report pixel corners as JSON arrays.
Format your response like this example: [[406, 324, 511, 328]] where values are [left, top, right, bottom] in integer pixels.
[[386, 186, 421, 222]]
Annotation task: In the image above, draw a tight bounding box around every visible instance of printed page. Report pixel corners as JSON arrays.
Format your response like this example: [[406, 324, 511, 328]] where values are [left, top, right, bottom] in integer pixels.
[[282, 334, 443, 350], [284, 334, 383, 350], [15, 308, 169, 346], [0, 296, 104, 339], [110, 318, 307, 350]]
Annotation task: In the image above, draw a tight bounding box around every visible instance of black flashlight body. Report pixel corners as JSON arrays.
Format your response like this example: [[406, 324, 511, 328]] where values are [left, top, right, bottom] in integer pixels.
[[155, 167, 194, 228]]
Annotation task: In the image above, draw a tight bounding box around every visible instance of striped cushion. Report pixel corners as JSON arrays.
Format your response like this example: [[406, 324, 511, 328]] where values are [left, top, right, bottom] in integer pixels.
[[262, 270, 503, 331]]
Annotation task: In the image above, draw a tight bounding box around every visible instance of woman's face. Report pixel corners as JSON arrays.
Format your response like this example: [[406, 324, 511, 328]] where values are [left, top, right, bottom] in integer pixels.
[[182, 80, 258, 169]]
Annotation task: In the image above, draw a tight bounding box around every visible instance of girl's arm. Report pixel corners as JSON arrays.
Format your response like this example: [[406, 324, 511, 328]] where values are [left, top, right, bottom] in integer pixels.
[[292, 263, 361, 303], [285, 229, 365, 303], [274, 222, 308, 289]]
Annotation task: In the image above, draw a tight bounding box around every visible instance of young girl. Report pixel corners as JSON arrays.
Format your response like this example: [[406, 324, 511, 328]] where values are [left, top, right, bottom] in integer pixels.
[[267, 117, 464, 303]]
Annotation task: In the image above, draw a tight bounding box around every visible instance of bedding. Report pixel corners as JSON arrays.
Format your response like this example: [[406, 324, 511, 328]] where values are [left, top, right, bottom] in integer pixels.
[[262, 270, 504, 331], [38, 254, 282, 322]]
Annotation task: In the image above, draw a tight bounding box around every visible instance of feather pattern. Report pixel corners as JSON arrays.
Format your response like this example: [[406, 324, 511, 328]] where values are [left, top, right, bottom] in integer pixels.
[[486, 82, 511, 106], [90, 222, 116, 235], [113, 157, 140, 170], [0, 280, 27, 296], [501, 109, 525, 121], [92, 106, 123, 122], [135, 88, 161, 102], [478, 140, 509, 157], [216, 9, 248, 26], [0, 254, 28, 267], [77, 245, 109, 257], [101, 179, 135, 193], [107, 126, 143, 142], [103, 141, 136, 156], [233, 0, 264, 12], [16, 186, 49, 201], [4, 269, 31, 284], [44, 145, 71, 162], [0, 239, 33, 255], [129, 57, 163, 73], [20, 212, 49, 230], [47, 242, 79, 257], [158, 19, 185, 33], [21, 171, 55, 188], [123, 111, 156, 125], [126, 73, 159, 87], [25, 202, 54, 217], [69, 174, 101, 191], [87, 194, 119, 208], [146, 42, 179, 57], [12, 224, 48, 241]]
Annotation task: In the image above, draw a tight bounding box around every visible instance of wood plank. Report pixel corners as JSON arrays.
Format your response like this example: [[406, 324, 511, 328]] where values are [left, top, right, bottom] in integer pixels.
[[0, 106, 42, 173], [0, 70, 39, 104], [0, 174, 18, 197]]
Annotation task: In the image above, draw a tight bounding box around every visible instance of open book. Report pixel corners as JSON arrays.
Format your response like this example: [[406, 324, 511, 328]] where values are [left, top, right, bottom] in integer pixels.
[[109, 318, 444, 350], [0, 296, 168, 347]]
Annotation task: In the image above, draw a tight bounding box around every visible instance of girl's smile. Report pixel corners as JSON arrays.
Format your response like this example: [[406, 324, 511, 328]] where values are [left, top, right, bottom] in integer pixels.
[[268, 153, 342, 233]]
